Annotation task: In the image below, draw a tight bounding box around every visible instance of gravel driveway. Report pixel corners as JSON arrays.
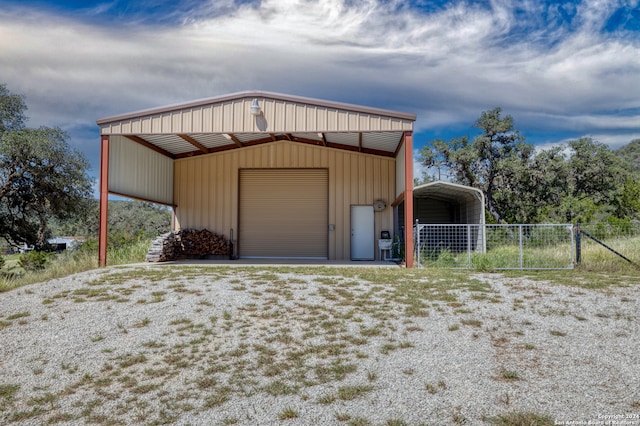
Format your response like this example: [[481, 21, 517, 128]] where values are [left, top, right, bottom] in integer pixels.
[[1, 265, 639, 425]]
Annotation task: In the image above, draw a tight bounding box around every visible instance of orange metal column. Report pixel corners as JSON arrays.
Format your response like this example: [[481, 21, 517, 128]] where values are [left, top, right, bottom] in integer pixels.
[[98, 135, 109, 267], [403, 132, 414, 268]]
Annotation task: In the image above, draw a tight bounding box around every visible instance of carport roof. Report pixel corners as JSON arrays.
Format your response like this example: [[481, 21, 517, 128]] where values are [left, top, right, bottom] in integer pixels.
[[413, 181, 484, 203], [97, 90, 416, 159]]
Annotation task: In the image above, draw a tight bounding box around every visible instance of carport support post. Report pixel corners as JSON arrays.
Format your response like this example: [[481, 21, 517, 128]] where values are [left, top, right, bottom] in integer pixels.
[[404, 131, 414, 268], [98, 135, 110, 267]]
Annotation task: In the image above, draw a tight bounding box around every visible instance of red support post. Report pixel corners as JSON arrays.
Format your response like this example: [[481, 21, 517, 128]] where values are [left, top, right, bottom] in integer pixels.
[[403, 131, 414, 268], [98, 135, 109, 267]]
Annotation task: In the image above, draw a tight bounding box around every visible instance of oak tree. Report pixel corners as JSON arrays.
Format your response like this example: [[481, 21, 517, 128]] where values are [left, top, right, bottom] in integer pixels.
[[0, 84, 93, 248]]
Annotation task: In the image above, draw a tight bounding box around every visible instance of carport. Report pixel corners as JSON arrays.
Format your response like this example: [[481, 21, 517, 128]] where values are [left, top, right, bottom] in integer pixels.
[[412, 181, 486, 255], [96, 91, 416, 267], [413, 181, 484, 226]]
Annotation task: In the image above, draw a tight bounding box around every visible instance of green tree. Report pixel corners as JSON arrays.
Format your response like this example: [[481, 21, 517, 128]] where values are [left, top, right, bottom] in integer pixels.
[[420, 110, 640, 224], [50, 199, 172, 241], [616, 139, 640, 172], [106, 200, 172, 240], [557, 137, 636, 222], [420, 108, 533, 223], [614, 179, 640, 218], [0, 84, 27, 135], [0, 85, 93, 248]]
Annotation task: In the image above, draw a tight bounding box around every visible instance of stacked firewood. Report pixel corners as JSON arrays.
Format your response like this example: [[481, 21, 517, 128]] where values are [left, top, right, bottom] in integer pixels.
[[179, 228, 231, 257], [146, 229, 231, 262], [146, 232, 181, 262]]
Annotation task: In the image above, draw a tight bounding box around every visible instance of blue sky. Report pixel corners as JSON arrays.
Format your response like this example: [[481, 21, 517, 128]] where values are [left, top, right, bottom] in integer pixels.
[[1, 0, 639, 183]]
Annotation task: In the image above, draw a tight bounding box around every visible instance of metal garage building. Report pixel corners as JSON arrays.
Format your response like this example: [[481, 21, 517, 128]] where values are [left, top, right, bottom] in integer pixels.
[[96, 91, 416, 266]]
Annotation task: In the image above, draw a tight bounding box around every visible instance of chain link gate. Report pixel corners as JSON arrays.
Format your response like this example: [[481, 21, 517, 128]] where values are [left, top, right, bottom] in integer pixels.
[[414, 222, 575, 270]]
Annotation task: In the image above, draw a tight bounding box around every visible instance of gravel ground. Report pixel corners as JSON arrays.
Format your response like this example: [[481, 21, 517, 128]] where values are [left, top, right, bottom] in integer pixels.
[[0, 265, 639, 426]]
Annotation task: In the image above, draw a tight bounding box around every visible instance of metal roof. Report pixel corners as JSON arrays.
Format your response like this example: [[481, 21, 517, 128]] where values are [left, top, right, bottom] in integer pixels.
[[413, 181, 484, 203], [97, 91, 415, 159]]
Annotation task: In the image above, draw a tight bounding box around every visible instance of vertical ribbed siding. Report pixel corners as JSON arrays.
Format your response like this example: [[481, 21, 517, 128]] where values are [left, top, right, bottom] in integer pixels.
[[396, 142, 405, 198], [108, 136, 174, 205], [99, 97, 414, 135], [239, 169, 328, 258], [173, 141, 395, 260]]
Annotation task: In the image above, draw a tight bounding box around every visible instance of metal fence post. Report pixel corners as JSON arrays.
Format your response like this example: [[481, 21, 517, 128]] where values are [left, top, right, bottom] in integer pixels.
[[467, 224, 472, 268], [518, 224, 524, 269], [415, 219, 421, 268], [575, 223, 581, 264]]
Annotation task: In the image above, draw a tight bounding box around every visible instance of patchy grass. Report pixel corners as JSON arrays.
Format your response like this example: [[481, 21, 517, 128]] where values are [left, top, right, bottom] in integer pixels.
[[0, 264, 636, 425], [277, 406, 299, 420], [498, 369, 521, 381], [0, 383, 20, 409]]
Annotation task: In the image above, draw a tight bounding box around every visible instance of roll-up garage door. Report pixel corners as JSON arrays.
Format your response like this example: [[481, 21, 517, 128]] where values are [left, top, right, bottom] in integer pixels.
[[239, 169, 328, 258]]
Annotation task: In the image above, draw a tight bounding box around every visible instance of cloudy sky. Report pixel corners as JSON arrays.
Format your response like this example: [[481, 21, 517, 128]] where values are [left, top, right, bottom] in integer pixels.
[[1, 0, 639, 181]]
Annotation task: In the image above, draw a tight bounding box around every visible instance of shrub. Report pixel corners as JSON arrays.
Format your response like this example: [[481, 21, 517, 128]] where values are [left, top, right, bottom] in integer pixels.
[[18, 251, 51, 271]]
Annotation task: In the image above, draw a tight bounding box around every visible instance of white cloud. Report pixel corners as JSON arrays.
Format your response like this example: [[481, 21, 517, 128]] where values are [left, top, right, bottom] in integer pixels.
[[0, 0, 638, 159]]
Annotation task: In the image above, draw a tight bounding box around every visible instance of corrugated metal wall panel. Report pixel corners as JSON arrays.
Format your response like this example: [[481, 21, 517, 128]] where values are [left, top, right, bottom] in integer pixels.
[[233, 101, 244, 131], [191, 107, 201, 133], [225, 102, 235, 131], [173, 141, 395, 260], [130, 118, 141, 134], [141, 117, 152, 133], [181, 110, 191, 133], [239, 169, 328, 258], [348, 112, 359, 130], [108, 136, 174, 205], [101, 97, 414, 135], [204, 105, 214, 132], [396, 143, 406, 197], [171, 112, 181, 132], [120, 121, 131, 134]]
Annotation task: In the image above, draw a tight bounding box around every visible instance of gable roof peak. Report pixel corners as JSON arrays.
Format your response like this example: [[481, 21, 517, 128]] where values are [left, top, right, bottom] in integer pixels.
[[97, 90, 416, 125]]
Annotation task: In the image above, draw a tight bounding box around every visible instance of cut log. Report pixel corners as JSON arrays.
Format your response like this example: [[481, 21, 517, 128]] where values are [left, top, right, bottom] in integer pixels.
[[146, 229, 231, 262]]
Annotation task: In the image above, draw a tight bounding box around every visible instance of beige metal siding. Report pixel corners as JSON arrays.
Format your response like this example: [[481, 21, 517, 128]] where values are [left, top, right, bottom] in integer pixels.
[[100, 97, 413, 135], [108, 136, 174, 205], [396, 142, 406, 198], [174, 141, 395, 260], [239, 169, 328, 258]]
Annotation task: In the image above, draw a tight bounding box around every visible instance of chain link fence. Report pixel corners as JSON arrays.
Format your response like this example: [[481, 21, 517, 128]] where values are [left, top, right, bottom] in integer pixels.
[[414, 223, 575, 270]]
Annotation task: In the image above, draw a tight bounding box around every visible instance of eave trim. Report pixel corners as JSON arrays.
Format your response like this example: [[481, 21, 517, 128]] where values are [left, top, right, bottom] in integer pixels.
[[96, 90, 417, 125]]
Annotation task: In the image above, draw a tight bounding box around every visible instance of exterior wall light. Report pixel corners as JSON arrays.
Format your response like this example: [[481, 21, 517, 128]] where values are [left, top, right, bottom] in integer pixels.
[[250, 99, 262, 116]]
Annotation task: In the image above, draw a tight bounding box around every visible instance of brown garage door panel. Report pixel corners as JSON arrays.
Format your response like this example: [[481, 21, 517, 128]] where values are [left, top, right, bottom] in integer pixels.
[[239, 169, 328, 258]]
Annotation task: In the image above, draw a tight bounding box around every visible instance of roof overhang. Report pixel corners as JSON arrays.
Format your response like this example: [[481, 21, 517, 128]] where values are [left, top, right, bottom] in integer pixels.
[[97, 90, 416, 159]]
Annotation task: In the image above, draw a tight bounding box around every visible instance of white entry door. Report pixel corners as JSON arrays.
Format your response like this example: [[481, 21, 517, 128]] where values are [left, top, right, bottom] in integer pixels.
[[351, 205, 374, 260]]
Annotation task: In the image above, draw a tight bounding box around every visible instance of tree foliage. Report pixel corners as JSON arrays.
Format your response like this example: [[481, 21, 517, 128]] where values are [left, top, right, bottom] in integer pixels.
[[419, 108, 640, 224], [0, 84, 93, 248], [554, 138, 630, 223], [420, 108, 533, 223], [50, 199, 172, 242], [616, 138, 640, 172], [0, 84, 27, 135]]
